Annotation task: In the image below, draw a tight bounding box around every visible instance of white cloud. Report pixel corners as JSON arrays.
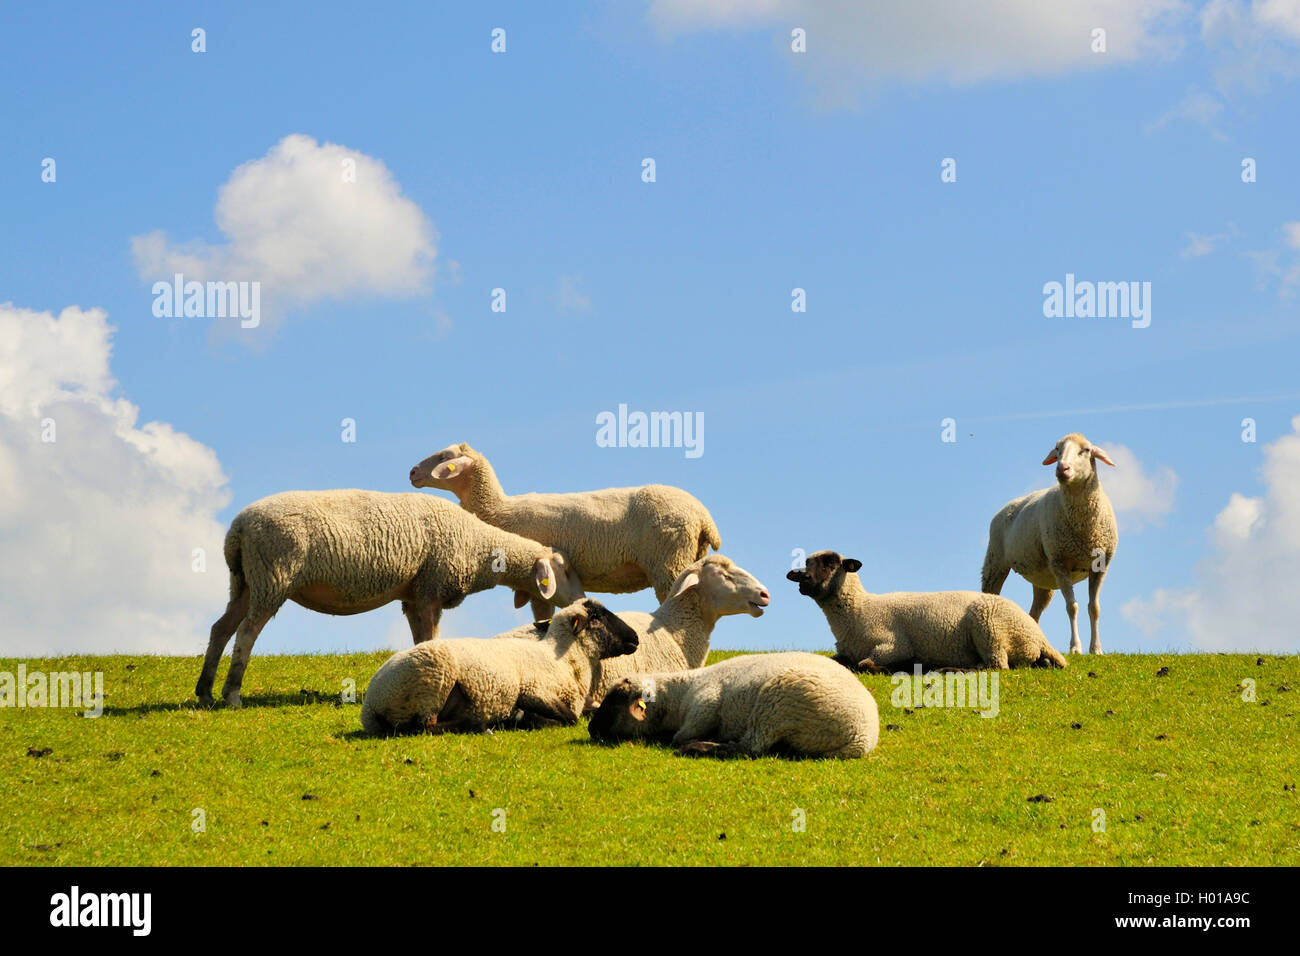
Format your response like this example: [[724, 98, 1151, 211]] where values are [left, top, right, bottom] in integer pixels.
[[1148, 89, 1227, 139], [1123, 414, 1300, 651], [1244, 221, 1300, 295], [1179, 223, 1238, 257], [132, 134, 437, 332], [648, 0, 1186, 98], [0, 303, 230, 656], [1201, 0, 1300, 91], [556, 274, 593, 314], [1100, 442, 1178, 529]]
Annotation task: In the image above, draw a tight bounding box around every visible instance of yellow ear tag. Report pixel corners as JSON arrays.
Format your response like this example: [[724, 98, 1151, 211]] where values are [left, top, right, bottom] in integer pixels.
[[540, 578, 549, 588], [636, 699, 647, 710], [446, 463, 456, 472]]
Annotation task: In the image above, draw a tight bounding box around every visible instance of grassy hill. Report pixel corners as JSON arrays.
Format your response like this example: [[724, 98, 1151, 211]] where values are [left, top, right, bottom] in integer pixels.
[[2, 651, 1297, 866]]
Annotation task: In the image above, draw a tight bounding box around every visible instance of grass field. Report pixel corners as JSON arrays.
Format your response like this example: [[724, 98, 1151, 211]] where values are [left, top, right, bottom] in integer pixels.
[[2, 651, 1298, 866]]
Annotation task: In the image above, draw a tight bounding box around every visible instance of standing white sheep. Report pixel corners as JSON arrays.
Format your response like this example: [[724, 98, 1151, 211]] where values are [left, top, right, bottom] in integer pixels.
[[981, 433, 1118, 655], [408, 442, 721, 618], [588, 652, 879, 759], [787, 550, 1067, 671], [361, 598, 639, 736], [197, 490, 584, 708]]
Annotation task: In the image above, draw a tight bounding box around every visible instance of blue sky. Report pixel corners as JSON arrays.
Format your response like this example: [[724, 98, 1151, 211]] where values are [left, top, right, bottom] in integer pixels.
[[2, 1, 1298, 659]]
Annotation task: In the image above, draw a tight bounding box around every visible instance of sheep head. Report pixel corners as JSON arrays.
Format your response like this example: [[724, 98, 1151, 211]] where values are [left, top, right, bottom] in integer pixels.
[[786, 550, 862, 602], [1042, 433, 1115, 487], [409, 442, 481, 497], [588, 677, 656, 742], [669, 554, 770, 618], [549, 598, 639, 661], [513, 551, 585, 609]]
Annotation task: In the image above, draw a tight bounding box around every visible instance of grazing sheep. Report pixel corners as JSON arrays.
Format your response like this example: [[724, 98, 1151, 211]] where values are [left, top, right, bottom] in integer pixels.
[[498, 554, 770, 706], [409, 442, 721, 618], [361, 598, 638, 736], [981, 432, 1118, 655], [588, 652, 879, 759], [787, 550, 1067, 672], [197, 490, 585, 708]]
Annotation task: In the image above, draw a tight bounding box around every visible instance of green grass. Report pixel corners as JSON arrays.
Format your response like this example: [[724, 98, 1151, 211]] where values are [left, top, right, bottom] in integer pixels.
[[2, 651, 1298, 866]]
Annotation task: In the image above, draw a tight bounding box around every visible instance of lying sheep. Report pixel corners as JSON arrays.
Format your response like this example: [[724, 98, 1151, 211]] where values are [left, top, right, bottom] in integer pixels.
[[496, 553, 770, 706], [409, 442, 721, 618], [197, 490, 585, 708], [981, 432, 1118, 655], [588, 652, 879, 759], [361, 598, 638, 736], [787, 550, 1066, 672]]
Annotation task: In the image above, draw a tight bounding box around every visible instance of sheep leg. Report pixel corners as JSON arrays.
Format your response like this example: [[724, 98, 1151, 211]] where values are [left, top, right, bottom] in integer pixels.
[[219, 609, 274, 708], [1087, 570, 1105, 655], [1028, 586, 1054, 621], [402, 600, 441, 644], [196, 588, 249, 705], [674, 740, 747, 759], [1051, 568, 1081, 655]]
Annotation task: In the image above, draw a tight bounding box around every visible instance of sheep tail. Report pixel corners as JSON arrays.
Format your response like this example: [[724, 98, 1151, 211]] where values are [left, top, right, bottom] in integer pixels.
[[699, 516, 722, 558], [979, 545, 1002, 594], [223, 521, 246, 600]]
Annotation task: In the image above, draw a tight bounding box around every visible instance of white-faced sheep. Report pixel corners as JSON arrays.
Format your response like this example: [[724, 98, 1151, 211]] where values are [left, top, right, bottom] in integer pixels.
[[497, 553, 770, 706], [197, 490, 585, 708], [981, 432, 1118, 655], [361, 598, 639, 736], [408, 442, 721, 619], [588, 652, 879, 759], [787, 550, 1067, 672]]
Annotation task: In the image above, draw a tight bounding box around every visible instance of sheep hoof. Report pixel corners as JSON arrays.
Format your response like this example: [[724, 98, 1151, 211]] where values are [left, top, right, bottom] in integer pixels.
[[196, 693, 215, 708], [223, 693, 243, 709], [1090, 644, 1104, 655]]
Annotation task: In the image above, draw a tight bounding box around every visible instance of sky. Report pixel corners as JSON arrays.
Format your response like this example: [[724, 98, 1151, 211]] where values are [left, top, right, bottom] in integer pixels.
[[1, 1, 1298, 660]]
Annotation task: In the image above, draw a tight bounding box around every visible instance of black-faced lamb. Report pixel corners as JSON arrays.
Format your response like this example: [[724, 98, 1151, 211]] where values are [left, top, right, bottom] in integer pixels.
[[361, 598, 638, 736], [588, 652, 879, 759], [787, 550, 1067, 672]]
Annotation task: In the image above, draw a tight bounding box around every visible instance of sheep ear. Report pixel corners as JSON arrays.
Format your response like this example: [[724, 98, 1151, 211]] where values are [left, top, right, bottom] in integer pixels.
[[1041, 450, 1059, 465], [513, 590, 530, 609], [785, 569, 803, 581], [1091, 447, 1115, 467], [570, 608, 589, 634], [432, 455, 474, 480], [671, 572, 700, 598], [628, 698, 647, 722], [842, 558, 863, 573], [534, 558, 558, 600]]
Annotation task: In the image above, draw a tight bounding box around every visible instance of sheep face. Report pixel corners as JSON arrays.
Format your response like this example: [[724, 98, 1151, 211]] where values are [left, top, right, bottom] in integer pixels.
[[520, 551, 585, 608], [409, 442, 479, 496], [1042, 433, 1115, 487], [557, 598, 640, 661], [588, 677, 654, 741], [671, 555, 771, 617], [786, 550, 862, 602]]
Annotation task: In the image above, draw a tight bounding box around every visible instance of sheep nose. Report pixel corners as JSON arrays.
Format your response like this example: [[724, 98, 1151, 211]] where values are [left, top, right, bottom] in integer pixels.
[[758, 590, 771, 605]]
